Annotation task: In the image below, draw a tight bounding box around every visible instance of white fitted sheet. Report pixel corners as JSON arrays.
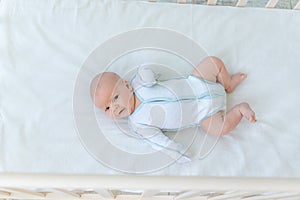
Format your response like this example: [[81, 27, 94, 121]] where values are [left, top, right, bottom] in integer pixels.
[[0, 0, 300, 176]]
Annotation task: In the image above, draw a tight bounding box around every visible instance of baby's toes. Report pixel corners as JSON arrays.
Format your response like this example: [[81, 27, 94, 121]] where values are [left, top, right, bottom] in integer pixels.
[[240, 103, 256, 123], [226, 73, 247, 93], [249, 115, 257, 123]]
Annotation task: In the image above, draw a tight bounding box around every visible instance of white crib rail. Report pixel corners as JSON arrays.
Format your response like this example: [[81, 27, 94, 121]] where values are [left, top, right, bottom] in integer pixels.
[[147, 0, 300, 10], [265, 0, 279, 8], [0, 173, 300, 200], [236, 0, 248, 7], [295, 1, 300, 9]]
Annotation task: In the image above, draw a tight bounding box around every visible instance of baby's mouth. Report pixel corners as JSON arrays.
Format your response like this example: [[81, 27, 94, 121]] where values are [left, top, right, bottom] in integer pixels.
[[119, 108, 125, 115]]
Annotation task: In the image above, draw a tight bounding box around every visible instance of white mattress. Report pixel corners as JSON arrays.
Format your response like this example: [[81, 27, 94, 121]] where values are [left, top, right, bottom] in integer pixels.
[[0, 0, 300, 176]]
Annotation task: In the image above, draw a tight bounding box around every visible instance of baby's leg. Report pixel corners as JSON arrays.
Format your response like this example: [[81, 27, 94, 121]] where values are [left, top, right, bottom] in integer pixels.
[[192, 56, 246, 93], [200, 103, 256, 136]]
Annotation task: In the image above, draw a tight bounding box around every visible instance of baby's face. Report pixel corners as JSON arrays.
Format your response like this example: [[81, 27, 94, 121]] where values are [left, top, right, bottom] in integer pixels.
[[91, 72, 135, 119]]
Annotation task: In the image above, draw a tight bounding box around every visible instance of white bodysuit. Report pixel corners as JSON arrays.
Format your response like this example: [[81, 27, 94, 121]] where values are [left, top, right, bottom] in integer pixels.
[[128, 66, 226, 162]]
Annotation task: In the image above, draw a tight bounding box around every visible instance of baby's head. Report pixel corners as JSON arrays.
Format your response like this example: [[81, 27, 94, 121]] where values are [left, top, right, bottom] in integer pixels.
[[90, 72, 136, 119]]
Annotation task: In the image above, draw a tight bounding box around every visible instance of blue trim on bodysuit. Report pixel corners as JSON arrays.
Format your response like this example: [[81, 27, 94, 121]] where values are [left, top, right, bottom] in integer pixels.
[[131, 90, 223, 119], [127, 121, 185, 154], [137, 122, 200, 132], [188, 74, 218, 85], [135, 131, 184, 154], [130, 68, 226, 129]]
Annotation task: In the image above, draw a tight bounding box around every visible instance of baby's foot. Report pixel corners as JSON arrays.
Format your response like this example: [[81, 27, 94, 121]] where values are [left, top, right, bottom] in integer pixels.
[[226, 73, 247, 93], [239, 103, 256, 123]]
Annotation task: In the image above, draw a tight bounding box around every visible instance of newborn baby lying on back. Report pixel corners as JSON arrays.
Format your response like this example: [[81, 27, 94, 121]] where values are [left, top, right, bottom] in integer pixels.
[[90, 56, 256, 163]]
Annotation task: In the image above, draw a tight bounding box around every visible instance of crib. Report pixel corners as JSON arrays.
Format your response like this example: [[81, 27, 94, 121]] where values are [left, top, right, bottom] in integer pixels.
[[0, 173, 300, 200], [1, 0, 300, 199]]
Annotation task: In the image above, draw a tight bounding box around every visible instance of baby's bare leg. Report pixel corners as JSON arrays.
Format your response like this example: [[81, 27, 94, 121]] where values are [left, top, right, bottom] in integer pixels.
[[201, 103, 256, 136], [192, 56, 246, 93]]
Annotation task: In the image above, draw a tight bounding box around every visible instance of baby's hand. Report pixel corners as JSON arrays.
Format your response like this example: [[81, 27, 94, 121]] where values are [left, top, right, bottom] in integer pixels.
[[176, 155, 191, 163], [137, 66, 157, 87]]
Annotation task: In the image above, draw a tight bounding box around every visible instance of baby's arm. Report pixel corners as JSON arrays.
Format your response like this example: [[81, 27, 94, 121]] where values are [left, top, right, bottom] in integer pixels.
[[131, 124, 191, 163]]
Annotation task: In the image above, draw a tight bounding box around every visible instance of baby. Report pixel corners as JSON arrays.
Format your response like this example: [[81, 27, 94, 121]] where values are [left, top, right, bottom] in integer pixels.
[[90, 56, 256, 162]]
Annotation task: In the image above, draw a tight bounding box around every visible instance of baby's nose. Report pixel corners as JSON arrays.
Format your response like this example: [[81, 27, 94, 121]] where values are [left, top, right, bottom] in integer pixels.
[[112, 104, 120, 114]]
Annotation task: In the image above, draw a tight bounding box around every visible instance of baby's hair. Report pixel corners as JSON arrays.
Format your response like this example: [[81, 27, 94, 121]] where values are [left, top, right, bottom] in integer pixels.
[[90, 72, 121, 104], [90, 73, 103, 100]]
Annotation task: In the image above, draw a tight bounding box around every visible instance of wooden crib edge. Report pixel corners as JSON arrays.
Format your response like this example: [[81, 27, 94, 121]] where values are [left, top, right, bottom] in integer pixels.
[[0, 173, 300, 200]]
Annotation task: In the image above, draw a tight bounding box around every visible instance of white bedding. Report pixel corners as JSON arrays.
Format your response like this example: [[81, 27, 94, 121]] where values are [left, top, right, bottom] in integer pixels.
[[0, 0, 300, 176]]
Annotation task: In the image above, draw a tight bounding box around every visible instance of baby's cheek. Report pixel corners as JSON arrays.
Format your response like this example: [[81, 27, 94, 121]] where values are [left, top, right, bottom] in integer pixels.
[[122, 94, 130, 105], [107, 111, 115, 118]]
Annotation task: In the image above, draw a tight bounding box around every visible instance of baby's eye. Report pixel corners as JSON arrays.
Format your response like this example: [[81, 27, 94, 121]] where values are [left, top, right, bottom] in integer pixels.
[[113, 95, 119, 101], [105, 106, 110, 112]]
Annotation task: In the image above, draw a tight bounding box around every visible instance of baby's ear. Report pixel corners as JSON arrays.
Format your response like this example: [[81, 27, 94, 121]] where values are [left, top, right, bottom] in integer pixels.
[[123, 80, 133, 91]]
